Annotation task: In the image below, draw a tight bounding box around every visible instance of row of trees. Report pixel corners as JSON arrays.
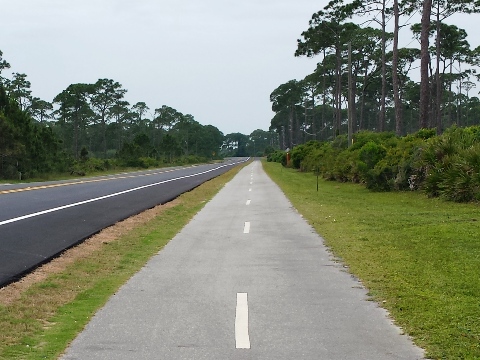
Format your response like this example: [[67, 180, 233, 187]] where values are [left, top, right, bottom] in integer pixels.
[[0, 50, 277, 179], [270, 0, 480, 149]]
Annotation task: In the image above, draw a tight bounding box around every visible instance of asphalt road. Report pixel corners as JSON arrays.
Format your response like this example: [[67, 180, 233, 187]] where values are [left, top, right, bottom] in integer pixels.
[[0, 159, 248, 287], [61, 160, 425, 360]]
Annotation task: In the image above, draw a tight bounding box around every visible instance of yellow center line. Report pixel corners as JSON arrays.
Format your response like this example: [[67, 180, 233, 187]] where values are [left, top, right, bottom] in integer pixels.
[[0, 169, 177, 195]]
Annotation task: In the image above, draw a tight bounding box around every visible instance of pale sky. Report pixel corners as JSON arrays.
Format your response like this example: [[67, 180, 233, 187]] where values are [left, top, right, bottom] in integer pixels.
[[1, 2, 478, 136], [1, 0, 321, 135]]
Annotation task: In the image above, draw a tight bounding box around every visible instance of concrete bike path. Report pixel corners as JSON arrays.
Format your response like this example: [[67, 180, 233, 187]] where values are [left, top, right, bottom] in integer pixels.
[[62, 160, 424, 360]]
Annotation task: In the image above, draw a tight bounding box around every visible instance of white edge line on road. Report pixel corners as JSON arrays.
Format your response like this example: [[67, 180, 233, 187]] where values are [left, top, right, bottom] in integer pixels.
[[235, 293, 251, 349], [0, 160, 248, 227], [243, 222, 250, 234]]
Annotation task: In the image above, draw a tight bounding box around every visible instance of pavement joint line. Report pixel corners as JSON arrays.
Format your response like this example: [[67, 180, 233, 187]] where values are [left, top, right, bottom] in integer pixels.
[[243, 222, 251, 234], [235, 293, 251, 349]]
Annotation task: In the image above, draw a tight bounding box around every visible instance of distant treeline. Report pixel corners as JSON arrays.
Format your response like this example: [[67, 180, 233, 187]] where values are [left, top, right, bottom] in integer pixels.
[[0, 50, 279, 180]]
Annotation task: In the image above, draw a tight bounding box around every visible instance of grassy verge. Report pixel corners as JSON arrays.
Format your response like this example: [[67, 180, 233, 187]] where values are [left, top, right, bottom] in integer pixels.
[[0, 164, 245, 360], [263, 161, 480, 360]]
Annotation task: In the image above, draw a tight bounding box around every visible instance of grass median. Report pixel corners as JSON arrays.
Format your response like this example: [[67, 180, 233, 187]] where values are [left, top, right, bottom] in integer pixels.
[[0, 163, 246, 360], [263, 161, 480, 360]]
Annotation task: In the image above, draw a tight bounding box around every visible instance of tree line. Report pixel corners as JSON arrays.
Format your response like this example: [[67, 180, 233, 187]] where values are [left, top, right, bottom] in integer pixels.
[[270, 0, 480, 149], [0, 50, 277, 180]]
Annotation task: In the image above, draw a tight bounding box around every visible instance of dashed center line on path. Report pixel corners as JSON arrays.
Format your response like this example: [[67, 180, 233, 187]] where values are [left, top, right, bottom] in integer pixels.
[[235, 293, 251, 349], [243, 222, 251, 234]]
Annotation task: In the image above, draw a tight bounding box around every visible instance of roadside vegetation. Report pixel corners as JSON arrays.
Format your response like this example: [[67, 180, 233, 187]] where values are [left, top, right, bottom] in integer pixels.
[[0, 50, 276, 182], [0, 164, 245, 359], [263, 160, 480, 359], [268, 127, 480, 203]]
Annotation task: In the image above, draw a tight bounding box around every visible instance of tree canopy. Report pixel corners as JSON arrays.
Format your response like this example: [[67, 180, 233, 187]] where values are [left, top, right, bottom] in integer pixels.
[[270, 0, 480, 147]]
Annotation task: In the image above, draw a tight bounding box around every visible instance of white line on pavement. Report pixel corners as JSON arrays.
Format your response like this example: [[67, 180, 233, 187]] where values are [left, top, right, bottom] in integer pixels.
[[243, 222, 250, 233], [0, 162, 245, 227], [235, 293, 251, 349], [246, 200, 251, 206]]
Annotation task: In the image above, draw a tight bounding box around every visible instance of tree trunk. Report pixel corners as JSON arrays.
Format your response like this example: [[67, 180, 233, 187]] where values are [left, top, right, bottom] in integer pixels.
[[321, 50, 327, 140], [289, 106, 294, 149], [435, 5, 442, 134], [101, 110, 107, 158], [74, 108, 79, 160], [419, 0, 432, 129], [449, 60, 453, 127], [360, 68, 368, 130], [348, 42, 353, 146], [351, 69, 358, 134], [392, 0, 402, 136], [379, 0, 387, 132], [458, 60, 463, 126], [311, 88, 316, 141], [335, 43, 342, 136]]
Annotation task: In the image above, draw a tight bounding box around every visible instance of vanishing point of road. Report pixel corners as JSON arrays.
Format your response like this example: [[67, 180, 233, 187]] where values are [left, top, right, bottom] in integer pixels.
[[62, 160, 425, 360]]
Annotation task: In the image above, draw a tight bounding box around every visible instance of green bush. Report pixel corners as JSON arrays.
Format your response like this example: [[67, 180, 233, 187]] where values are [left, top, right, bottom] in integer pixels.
[[267, 150, 286, 165], [358, 141, 387, 169], [285, 126, 480, 202], [138, 157, 158, 168], [418, 126, 480, 200], [351, 130, 396, 150], [291, 141, 322, 170], [300, 143, 334, 177]]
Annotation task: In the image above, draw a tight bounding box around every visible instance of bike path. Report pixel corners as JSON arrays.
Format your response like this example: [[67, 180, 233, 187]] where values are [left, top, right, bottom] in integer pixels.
[[62, 160, 424, 360]]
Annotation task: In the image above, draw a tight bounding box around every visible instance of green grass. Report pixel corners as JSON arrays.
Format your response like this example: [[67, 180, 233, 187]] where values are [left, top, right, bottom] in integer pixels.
[[263, 161, 480, 360], [0, 164, 246, 360]]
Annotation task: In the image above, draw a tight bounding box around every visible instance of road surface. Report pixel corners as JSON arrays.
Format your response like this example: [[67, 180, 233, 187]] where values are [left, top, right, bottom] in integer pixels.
[[0, 159, 247, 287]]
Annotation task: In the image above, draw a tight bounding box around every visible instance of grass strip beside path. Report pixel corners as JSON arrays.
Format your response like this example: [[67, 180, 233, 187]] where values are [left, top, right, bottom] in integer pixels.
[[0, 163, 245, 360], [263, 161, 480, 360]]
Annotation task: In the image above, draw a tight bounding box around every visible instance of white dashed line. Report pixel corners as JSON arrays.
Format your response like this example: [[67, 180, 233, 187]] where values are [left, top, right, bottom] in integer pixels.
[[246, 200, 251, 206], [235, 293, 251, 349], [243, 222, 250, 233]]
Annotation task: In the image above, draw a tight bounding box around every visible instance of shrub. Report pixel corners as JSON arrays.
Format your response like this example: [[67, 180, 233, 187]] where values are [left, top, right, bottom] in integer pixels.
[[138, 157, 158, 168], [291, 141, 322, 170], [351, 130, 396, 151], [267, 150, 286, 165], [274, 126, 480, 202]]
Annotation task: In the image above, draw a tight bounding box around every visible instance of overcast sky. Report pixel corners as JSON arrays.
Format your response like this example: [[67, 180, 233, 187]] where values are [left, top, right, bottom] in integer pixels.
[[1, 2, 479, 136], [1, 0, 323, 135]]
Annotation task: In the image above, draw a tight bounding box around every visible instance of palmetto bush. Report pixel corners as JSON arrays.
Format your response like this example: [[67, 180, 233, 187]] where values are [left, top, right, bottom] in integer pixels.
[[285, 126, 480, 202], [420, 126, 480, 202], [437, 145, 480, 202]]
